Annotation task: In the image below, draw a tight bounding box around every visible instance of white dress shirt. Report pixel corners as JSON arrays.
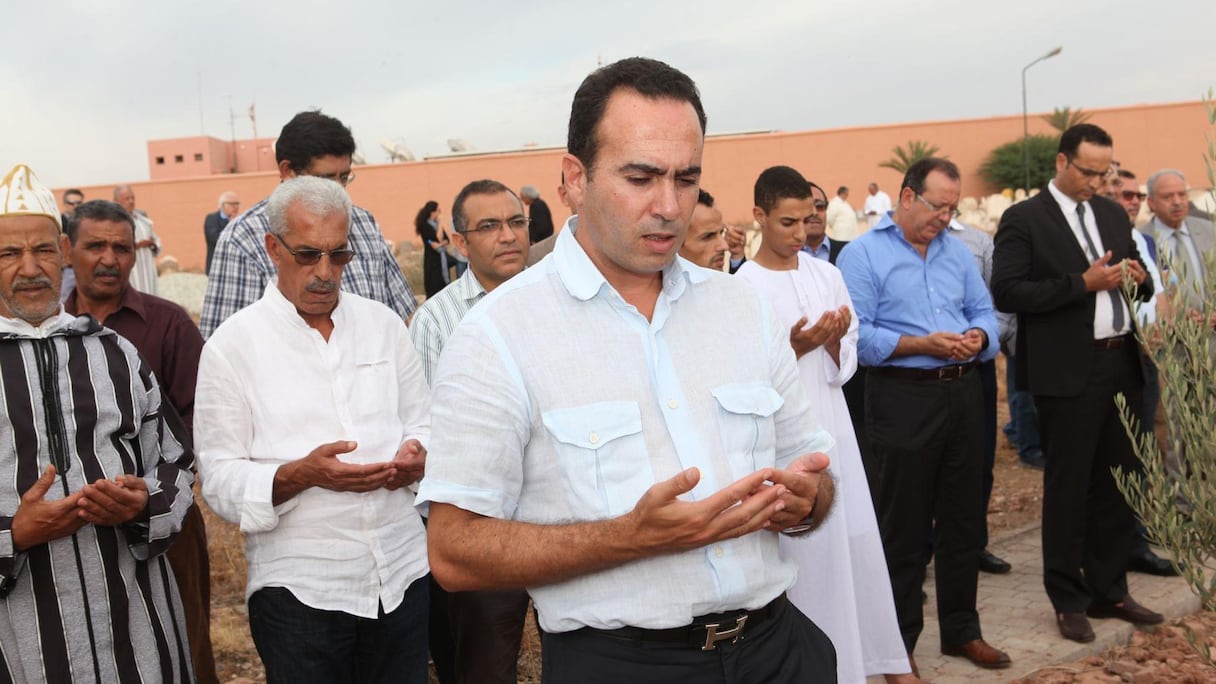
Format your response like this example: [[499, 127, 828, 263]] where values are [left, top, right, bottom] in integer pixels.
[[1047, 181, 1132, 339], [863, 191, 892, 228], [416, 218, 833, 633], [195, 283, 431, 618]]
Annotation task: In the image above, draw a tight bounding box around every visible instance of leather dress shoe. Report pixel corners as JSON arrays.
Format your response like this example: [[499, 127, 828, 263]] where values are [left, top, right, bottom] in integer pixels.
[[1057, 612, 1095, 643], [978, 549, 1012, 574], [941, 638, 1012, 669], [1087, 595, 1164, 625], [1128, 550, 1181, 577]]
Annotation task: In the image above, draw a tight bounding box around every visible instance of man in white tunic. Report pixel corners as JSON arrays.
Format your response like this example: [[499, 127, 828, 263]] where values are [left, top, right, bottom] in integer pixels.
[[112, 185, 160, 294], [864, 182, 893, 229], [737, 166, 917, 683]]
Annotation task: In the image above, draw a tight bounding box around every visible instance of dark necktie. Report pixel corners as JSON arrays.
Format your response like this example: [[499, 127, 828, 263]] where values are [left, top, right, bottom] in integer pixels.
[[1076, 203, 1124, 332]]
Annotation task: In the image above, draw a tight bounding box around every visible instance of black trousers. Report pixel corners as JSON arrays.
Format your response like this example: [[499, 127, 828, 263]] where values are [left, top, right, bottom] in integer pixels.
[[1035, 344, 1143, 613], [979, 359, 998, 549], [867, 370, 984, 652], [449, 589, 531, 684], [539, 600, 836, 683]]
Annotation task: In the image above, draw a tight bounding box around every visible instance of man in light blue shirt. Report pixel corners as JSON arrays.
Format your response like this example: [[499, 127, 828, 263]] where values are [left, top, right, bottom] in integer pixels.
[[418, 57, 837, 684], [837, 158, 1007, 672]]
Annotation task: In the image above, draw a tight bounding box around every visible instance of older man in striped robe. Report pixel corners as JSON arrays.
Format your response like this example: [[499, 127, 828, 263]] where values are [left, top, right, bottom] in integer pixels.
[[0, 164, 194, 683]]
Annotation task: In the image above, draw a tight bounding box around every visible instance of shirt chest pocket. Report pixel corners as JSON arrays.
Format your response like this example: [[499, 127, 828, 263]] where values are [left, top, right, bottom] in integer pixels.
[[542, 401, 649, 519], [352, 359, 396, 421], [711, 384, 784, 481]]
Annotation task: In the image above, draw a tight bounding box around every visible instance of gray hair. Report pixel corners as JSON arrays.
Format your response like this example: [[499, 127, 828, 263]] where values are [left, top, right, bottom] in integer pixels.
[[113, 184, 132, 199], [520, 185, 540, 200], [265, 176, 351, 237], [1146, 169, 1186, 197], [217, 191, 238, 209]]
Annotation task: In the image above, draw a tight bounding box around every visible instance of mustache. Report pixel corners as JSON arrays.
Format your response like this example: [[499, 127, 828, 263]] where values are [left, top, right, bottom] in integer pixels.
[[13, 276, 53, 291], [306, 279, 338, 294], [93, 266, 121, 279]]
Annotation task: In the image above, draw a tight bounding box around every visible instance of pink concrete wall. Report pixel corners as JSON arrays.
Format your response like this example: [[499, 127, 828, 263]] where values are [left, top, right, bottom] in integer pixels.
[[63, 101, 1212, 272]]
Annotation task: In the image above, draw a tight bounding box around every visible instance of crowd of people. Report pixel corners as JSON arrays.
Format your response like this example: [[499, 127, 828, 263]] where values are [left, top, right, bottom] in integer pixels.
[[1, 55, 1210, 684]]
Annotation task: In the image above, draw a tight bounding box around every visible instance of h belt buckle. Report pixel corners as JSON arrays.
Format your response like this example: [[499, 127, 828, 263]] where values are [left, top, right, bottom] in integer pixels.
[[701, 615, 748, 651], [937, 365, 958, 380]]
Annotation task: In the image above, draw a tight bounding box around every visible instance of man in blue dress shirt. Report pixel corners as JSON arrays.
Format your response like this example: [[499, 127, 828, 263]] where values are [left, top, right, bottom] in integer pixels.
[[837, 158, 1009, 672]]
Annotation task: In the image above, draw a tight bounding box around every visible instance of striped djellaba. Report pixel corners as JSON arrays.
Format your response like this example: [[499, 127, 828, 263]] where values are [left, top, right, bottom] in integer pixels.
[[0, 315, 195, 684]]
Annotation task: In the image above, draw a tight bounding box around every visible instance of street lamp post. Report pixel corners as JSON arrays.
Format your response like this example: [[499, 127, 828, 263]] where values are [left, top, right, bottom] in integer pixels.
[[1022, 46, 1063, 192]]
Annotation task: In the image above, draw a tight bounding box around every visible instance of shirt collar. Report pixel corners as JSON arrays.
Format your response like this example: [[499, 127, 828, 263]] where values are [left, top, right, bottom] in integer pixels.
[[453, 266, 488, 303], [1047, 179, 1081, 216], [802, 235, 831, 257], [0, 308, 78, 338], [63, 285, 148, 323], [552, 216, 708, 303], [1153, 216, 1190, 236]]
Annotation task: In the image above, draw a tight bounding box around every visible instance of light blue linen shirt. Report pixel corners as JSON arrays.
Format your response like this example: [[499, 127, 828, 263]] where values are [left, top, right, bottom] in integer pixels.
[[417, 217, 832, 633], [837, 212, 999, 369]]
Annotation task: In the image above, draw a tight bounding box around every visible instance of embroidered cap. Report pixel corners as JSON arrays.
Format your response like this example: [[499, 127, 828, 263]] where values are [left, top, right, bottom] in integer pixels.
[[0, 164, 62, 230]]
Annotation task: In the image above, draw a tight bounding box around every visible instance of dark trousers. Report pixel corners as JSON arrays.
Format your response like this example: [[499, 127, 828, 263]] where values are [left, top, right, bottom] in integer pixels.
[[867, 370, 984, 652], [1004, 355, 1042, 457], [842, 366, 881, 499], [165, 503, 218, 684], [1035, 344, 1143, 613], [429, 575, 457, 684], [449, 589, 531, 684], [248, 577, 430, 684], [539, 599, 836, 683], [979, 359, 998, 549], [1131, 359, 1160, 556]]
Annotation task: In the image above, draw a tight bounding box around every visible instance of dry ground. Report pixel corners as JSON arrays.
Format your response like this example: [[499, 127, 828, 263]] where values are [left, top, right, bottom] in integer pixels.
[[203, 355, 1207, 683]]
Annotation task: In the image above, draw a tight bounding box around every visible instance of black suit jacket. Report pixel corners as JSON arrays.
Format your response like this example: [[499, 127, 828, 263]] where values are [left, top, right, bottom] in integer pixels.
[[991, 189, 1153, 397], [828, 238, 848, 265], [203, 211, 230, 274]]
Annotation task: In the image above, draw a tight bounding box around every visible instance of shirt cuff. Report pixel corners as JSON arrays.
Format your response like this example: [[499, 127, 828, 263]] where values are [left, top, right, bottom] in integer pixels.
[[416, 478, 515, 521], [240, 463, 300, 533], [0, 519, 29, 597]]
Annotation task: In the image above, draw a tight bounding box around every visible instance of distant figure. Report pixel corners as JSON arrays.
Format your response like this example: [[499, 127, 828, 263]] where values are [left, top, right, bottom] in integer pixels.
[[520, 185, 554, 244], [203, 191, 240, 274], [864, 182, 892, 229], [113, 184, 161, 294], [58, 188, 84, 300], [416, 200, 449, 297], [1116, 169, 1144, 226], [677, 189, 729, 270], [802, 182, 847, 263], [827, 185, 861, 241]]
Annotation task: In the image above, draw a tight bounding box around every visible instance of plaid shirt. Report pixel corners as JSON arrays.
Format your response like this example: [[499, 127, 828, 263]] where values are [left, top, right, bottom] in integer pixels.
[[199, 198, 417, 338]]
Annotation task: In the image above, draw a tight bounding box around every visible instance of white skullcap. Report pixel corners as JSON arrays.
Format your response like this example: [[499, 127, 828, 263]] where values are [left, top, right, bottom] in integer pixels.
[[0, 164, 62, 230]]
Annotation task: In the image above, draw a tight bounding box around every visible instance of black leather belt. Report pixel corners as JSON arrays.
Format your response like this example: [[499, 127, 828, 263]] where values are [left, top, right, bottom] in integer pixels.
[[579, 593, 787, 651], [870, 360, 979, 381], [1094, 334, 1132, 349]]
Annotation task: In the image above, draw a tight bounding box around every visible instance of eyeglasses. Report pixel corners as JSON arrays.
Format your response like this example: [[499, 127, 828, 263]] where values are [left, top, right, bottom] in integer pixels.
[[272, 233, 357, 265], [914, 193, 960, 219], [1067, 159, 1110, 179], [459, 216, 531, 235], [1120, 190, 1146, 201], [811, 200, 828, 211], [64, 199, 82, 207], [306, 170, 356, 187]]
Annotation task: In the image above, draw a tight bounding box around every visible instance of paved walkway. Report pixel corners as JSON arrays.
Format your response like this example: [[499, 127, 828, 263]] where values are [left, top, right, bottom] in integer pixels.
[[893, 523, 1198, 683]]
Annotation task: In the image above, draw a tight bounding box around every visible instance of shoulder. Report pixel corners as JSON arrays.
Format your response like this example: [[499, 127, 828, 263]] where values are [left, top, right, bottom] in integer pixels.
[[222, 201, 270, 242], [208, 295, 270, 345], [351, 204, 380, 228], [139, 292, 196, 324]]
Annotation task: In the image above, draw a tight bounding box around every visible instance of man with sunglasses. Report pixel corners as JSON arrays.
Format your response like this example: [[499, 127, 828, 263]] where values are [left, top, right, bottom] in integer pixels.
[[838, 157, 1008, 671], [993, 124, 1161, 644], [199, 110, 417, 338], [195, 177, 433, 683], [802, 182, 848, 264], [410, 179, 530, 684]]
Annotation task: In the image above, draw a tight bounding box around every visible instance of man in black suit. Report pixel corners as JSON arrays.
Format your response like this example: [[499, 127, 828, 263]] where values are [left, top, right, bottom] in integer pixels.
[[520, 185, 554, 244], [203, 191, 240, 274], [992, 124, 1163, 644]]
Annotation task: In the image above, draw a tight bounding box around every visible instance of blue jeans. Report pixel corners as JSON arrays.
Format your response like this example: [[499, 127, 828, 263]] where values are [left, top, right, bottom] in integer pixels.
[[1004, 354, 1041, 457], [248, 576, 430, 684]]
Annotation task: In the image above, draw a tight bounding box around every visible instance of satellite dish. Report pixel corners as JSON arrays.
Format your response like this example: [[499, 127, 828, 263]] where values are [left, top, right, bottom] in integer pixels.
[[447, 138, 475, 153], [351, 151, 367, 166], [379, 138, 415, 162]]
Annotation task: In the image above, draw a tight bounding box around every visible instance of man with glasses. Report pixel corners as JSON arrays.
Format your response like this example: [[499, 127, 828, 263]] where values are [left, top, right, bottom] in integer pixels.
[[410, 179, 530, 684], [199, 110, 416, 338], [802, 181, 848, 263], [203, 191, 240, 275], [195, 176, 432, 684], [838, 157, 1009, 671], [993, 124, 1161, 644]]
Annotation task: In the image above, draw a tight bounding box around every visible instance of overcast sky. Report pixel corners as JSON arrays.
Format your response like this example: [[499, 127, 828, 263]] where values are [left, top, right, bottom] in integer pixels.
[[3, 0, 1214, 188]]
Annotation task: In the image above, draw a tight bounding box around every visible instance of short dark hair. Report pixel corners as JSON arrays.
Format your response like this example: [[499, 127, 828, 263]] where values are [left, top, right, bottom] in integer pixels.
[[276, 110, 357, 173], [1058, 123, 1113, 158], [64, 200, 135, 244], [754, 166, 811, 213], [901, 158, 960, 196], [451, 180, 521, 232], [697, 189, 715, 208], [1117, 168, 1136, 180], [836, 186, 848, 196], [64, 188, 84, 200], [809, 181, 828, 201], [567, 57, 707, 172]]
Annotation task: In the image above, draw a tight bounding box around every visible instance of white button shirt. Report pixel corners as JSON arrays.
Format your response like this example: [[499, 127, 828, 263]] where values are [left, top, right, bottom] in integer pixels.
[[195, 283, 431, 618], [416, 219, 832, 633]]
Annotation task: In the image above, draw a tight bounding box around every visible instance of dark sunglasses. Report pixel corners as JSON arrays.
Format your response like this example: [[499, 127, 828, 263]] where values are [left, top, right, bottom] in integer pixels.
[[272, 233, 356, 266]]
